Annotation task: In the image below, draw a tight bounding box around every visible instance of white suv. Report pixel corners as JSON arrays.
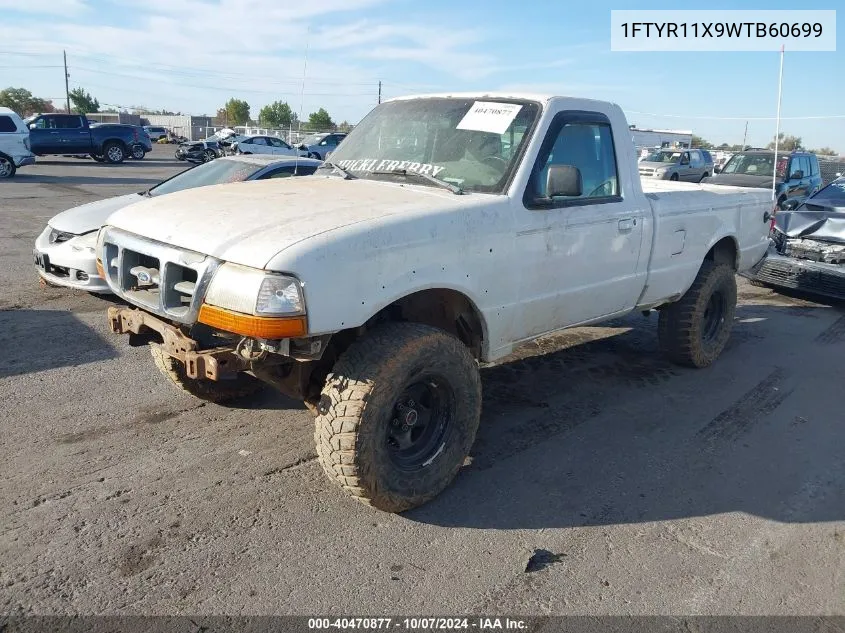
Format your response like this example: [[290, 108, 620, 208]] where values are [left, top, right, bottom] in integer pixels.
[[0, 107, 35, 178]]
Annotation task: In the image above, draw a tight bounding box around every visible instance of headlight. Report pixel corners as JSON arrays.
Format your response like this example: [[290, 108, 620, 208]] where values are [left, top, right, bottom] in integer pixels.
[[204, 263, 305, 316], [49, 228, 77, 244]]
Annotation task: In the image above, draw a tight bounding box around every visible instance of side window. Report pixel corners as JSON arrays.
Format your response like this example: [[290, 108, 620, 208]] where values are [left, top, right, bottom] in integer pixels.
[[809, 156, 818, 177], [60, 116, 82, 129], [680, 151, 690, 165], [530, 118, 620, 203], [252, 137, 268, 146], [0, 116, 17, 132]]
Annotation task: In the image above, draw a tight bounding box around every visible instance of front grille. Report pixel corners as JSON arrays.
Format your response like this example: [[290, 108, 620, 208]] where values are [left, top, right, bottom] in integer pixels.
[[639, 168, 655, 177], [756, 257, 845, 300], [101, 227, 218, 323]]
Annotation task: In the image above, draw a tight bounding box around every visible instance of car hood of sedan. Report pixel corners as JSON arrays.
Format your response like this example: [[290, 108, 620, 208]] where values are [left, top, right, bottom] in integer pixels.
[[49, 193, 146, 234]]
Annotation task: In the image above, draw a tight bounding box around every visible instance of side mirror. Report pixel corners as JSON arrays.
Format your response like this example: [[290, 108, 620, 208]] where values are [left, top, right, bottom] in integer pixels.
[[714, 166, 722, 174], [545, 165, 582, 198], [781, 198, 801, 211]]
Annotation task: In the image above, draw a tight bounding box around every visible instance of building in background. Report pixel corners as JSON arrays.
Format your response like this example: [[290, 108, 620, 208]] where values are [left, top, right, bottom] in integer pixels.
[[629, 126, 693, 152]]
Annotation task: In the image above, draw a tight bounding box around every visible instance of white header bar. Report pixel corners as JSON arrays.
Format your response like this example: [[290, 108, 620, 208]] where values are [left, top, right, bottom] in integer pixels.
[[611, 10, 836, 51]]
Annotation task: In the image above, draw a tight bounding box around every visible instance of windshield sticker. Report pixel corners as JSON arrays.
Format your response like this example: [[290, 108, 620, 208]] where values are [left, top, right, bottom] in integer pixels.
[[337, 159, 445, 177], [456, 101, 523, 135]]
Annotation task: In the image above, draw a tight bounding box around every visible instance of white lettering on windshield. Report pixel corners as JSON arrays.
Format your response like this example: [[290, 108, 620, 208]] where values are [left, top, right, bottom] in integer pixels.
[[338, 158, 446, 178]]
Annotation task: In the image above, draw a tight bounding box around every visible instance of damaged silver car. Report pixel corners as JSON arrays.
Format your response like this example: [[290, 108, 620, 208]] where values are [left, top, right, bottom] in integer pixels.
[[750, 176, 845, 300]]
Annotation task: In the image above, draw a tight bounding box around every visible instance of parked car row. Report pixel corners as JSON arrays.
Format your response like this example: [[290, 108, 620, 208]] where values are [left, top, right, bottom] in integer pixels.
[[175, 131, 348, 164]]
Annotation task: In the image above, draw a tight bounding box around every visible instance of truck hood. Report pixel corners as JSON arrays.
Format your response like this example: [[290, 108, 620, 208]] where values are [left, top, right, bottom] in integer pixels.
[[50, 192, 145, 234], [104, 176, 475, 269]]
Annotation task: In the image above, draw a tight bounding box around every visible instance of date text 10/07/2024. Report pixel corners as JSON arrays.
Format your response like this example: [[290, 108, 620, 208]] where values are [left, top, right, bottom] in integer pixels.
[[307, 618, 529, 630]]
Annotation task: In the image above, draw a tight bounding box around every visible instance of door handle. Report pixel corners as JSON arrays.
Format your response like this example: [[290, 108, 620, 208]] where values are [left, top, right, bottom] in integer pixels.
[[618, 218, 634, 232], [49, 131, 60, 134]]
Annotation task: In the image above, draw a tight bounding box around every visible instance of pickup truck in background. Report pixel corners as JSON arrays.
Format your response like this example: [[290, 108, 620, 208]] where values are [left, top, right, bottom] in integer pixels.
[[25, 114, 152, 163], [99, 93, 773, 512]]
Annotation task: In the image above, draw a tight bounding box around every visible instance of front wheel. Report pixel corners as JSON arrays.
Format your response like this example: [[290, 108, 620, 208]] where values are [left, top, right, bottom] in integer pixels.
[[658, 261, 737, 368], [150, 345, 264, 403], [203, 149, 216, 163], [315, 323, 481, 513], [0, 155, 16, 178], [670, 173, 680, 181]]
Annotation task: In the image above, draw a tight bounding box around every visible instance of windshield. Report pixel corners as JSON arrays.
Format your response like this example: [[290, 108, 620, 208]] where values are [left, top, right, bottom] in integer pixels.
[[644, 150, 681, 163], [810, 179, 845, 205], [149, 158, 260, 196], [328, 98, 540, 194], [300, 134, 325, 146], [721, 153, 784, 178]]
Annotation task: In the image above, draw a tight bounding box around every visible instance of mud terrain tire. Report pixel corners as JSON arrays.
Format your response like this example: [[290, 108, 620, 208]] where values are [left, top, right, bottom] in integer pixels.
[[315, 322, 481, 513], [658, 261, 737, 368], [150, 345, 263, 403]]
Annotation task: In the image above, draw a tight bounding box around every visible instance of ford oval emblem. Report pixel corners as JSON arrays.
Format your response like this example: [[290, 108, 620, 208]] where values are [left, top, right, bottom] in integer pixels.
[[136, 270, 151, 284]]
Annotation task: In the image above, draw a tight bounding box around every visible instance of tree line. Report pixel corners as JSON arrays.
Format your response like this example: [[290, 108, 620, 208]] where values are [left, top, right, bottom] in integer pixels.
[[214, 97, 351, 132], [0, 86, 351, 132], [692, 133, 838, 156]]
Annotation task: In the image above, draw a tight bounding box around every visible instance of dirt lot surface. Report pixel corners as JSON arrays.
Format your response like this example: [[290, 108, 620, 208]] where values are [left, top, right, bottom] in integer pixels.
[[1, 146, 843, 616]]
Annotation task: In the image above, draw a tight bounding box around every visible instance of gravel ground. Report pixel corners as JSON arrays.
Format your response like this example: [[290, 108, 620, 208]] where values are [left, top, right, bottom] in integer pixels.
[[1, 145, 843, 616]]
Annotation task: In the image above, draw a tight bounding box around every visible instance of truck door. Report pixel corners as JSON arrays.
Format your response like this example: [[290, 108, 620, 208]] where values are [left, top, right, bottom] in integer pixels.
[[514, 111, 647, 338], [59, 115, 89, 153], [28, 115, 62, 154]]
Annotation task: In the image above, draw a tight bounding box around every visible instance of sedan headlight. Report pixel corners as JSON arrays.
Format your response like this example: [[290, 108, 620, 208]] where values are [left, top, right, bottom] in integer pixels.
[[200, 263, 307, 340]]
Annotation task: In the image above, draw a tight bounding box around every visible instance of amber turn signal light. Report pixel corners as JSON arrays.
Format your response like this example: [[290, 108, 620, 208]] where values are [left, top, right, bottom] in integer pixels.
[[198, 304, 307, 339]]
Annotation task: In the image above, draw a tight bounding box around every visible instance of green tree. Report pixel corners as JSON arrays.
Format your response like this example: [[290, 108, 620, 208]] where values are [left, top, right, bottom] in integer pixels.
[[767, 133, 802, 152], [308, 107, 334, 131], [258, 100, 296, 129], [691, 134, 712, 149], [69, 87, 100, 114], [224, 98, 250, 126], [0, 87, 52, 116], [337, 120, 353, 133], [810, 147, 838, 156]]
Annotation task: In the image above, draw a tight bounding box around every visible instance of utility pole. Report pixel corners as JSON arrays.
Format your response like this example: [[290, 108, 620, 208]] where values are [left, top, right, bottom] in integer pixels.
[[63, 50, 71, 113], [378, 81, 382, 105], [742, 121, 748, 151]]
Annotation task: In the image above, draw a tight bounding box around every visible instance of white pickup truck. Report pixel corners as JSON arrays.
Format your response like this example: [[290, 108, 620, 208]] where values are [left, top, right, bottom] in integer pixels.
[[99, 93, 772, 512]]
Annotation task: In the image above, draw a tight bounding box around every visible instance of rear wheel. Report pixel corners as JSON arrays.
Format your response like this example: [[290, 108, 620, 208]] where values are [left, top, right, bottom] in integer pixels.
[[131, 145, 146, 160], [315, 322, 481, 513], [0, 155, 16, 178], [203, 149, 216, 162], [150, 345, 264, 403], [103, 142, 125, 164], [658, 261, 737, 368]]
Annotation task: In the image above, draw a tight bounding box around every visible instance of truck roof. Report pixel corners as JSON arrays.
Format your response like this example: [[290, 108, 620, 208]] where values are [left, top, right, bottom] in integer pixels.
[[385, 92, 621, 110]]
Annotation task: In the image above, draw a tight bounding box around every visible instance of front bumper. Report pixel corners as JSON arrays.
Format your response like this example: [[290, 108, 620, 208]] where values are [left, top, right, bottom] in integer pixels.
[[750, 245, 845, 301], [33, 228, 110, 293], [107, 306, 248, 380]]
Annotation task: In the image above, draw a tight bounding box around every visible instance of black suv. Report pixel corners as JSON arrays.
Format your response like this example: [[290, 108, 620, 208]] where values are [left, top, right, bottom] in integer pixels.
[[704, 150, 823, 209]]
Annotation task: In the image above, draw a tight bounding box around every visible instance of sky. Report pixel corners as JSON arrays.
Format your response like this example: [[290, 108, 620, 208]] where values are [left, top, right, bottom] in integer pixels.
[[0, 0, 842, 151]]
